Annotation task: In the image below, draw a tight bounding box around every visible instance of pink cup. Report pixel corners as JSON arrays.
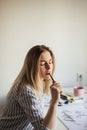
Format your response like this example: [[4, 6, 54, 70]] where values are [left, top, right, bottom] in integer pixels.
[[74, 86, 85, 97]]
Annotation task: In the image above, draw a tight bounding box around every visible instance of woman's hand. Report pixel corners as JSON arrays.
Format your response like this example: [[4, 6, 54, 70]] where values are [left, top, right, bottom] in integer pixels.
[[50, 82, 62, 105], [44, 82, 62, 130]]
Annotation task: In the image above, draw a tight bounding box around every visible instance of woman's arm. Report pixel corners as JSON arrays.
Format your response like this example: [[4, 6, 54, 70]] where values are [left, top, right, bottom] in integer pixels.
[[43, 82, 62, 130]]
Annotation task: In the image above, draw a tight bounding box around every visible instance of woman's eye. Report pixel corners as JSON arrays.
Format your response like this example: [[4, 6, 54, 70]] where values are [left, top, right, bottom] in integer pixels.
[[49, 61, 53, 64], [40, 60, 53, 66], [40, 62, 45, 66]]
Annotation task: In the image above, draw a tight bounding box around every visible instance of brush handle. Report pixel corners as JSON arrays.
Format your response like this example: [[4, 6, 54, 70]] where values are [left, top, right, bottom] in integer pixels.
[[49, 73, 55, 83], [49, 73, 65, 100], [60, 94, 67, 100]]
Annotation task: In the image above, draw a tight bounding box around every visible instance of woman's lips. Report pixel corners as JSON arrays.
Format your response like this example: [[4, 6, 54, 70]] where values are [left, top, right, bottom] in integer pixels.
[[46, 72, 51, 75]]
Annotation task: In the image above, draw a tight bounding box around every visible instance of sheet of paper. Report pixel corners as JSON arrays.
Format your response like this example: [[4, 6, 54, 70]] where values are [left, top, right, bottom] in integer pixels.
[[57, 98, 87, 130]]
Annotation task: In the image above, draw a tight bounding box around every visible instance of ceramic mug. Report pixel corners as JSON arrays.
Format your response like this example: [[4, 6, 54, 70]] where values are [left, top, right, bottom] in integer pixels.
[[74, 86, 85, 97]]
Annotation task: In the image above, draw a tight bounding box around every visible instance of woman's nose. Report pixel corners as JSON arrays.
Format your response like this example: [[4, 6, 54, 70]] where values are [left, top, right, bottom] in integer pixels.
[[45, 63, 50, 70]]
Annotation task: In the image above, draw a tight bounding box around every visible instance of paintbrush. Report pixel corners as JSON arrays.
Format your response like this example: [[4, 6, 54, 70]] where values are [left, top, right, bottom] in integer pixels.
[[49, 73, 67, 100], [49, 73, 55, 83]]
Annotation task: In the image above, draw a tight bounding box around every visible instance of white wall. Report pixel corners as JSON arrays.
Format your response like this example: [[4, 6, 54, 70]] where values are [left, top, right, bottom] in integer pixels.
[[0, 0, 87, 97]]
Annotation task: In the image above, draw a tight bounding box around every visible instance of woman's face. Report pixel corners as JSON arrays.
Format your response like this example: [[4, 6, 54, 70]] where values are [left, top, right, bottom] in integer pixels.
[[39, 51, 54, 81]]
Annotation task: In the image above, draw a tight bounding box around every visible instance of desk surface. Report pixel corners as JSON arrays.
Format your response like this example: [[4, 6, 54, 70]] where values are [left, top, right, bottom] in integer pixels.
[[45, 87, 87, 130], [55, 87, 72, 130], [55, 87, 87, 130], [55, 119, 68, 130]]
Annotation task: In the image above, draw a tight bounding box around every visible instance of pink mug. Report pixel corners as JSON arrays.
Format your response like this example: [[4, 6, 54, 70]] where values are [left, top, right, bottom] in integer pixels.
[[74, 86, 85, 97]]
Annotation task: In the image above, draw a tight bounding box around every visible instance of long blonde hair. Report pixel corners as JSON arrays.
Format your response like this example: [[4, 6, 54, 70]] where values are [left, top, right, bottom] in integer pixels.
[[9, 45, 55, 94]]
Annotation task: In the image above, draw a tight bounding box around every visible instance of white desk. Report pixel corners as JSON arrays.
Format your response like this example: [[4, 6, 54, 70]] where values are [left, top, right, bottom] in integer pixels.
[[55, 87, 72, 130], [55, 87, 87, 130], [44, 87, 87, 130], [55, 119, 68, 130], [55, 87, 73, 130]]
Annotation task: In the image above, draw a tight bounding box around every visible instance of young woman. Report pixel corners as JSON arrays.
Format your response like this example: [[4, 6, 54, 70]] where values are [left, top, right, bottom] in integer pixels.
[[0, 45, 62, 130]]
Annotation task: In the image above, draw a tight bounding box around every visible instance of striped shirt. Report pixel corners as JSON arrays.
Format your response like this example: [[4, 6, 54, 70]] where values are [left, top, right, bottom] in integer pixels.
[[0, 85, 50, 130]]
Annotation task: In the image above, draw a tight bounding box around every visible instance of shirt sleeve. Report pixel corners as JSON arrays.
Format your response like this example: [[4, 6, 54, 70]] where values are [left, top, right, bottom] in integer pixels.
[[17, 86, 50, 130]]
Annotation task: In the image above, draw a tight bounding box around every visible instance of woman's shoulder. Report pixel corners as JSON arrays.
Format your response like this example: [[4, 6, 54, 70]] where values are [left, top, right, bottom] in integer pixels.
[[8, 83, 35, 98], [23, 85, 34, 93], [19, 85, 36, 98]]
